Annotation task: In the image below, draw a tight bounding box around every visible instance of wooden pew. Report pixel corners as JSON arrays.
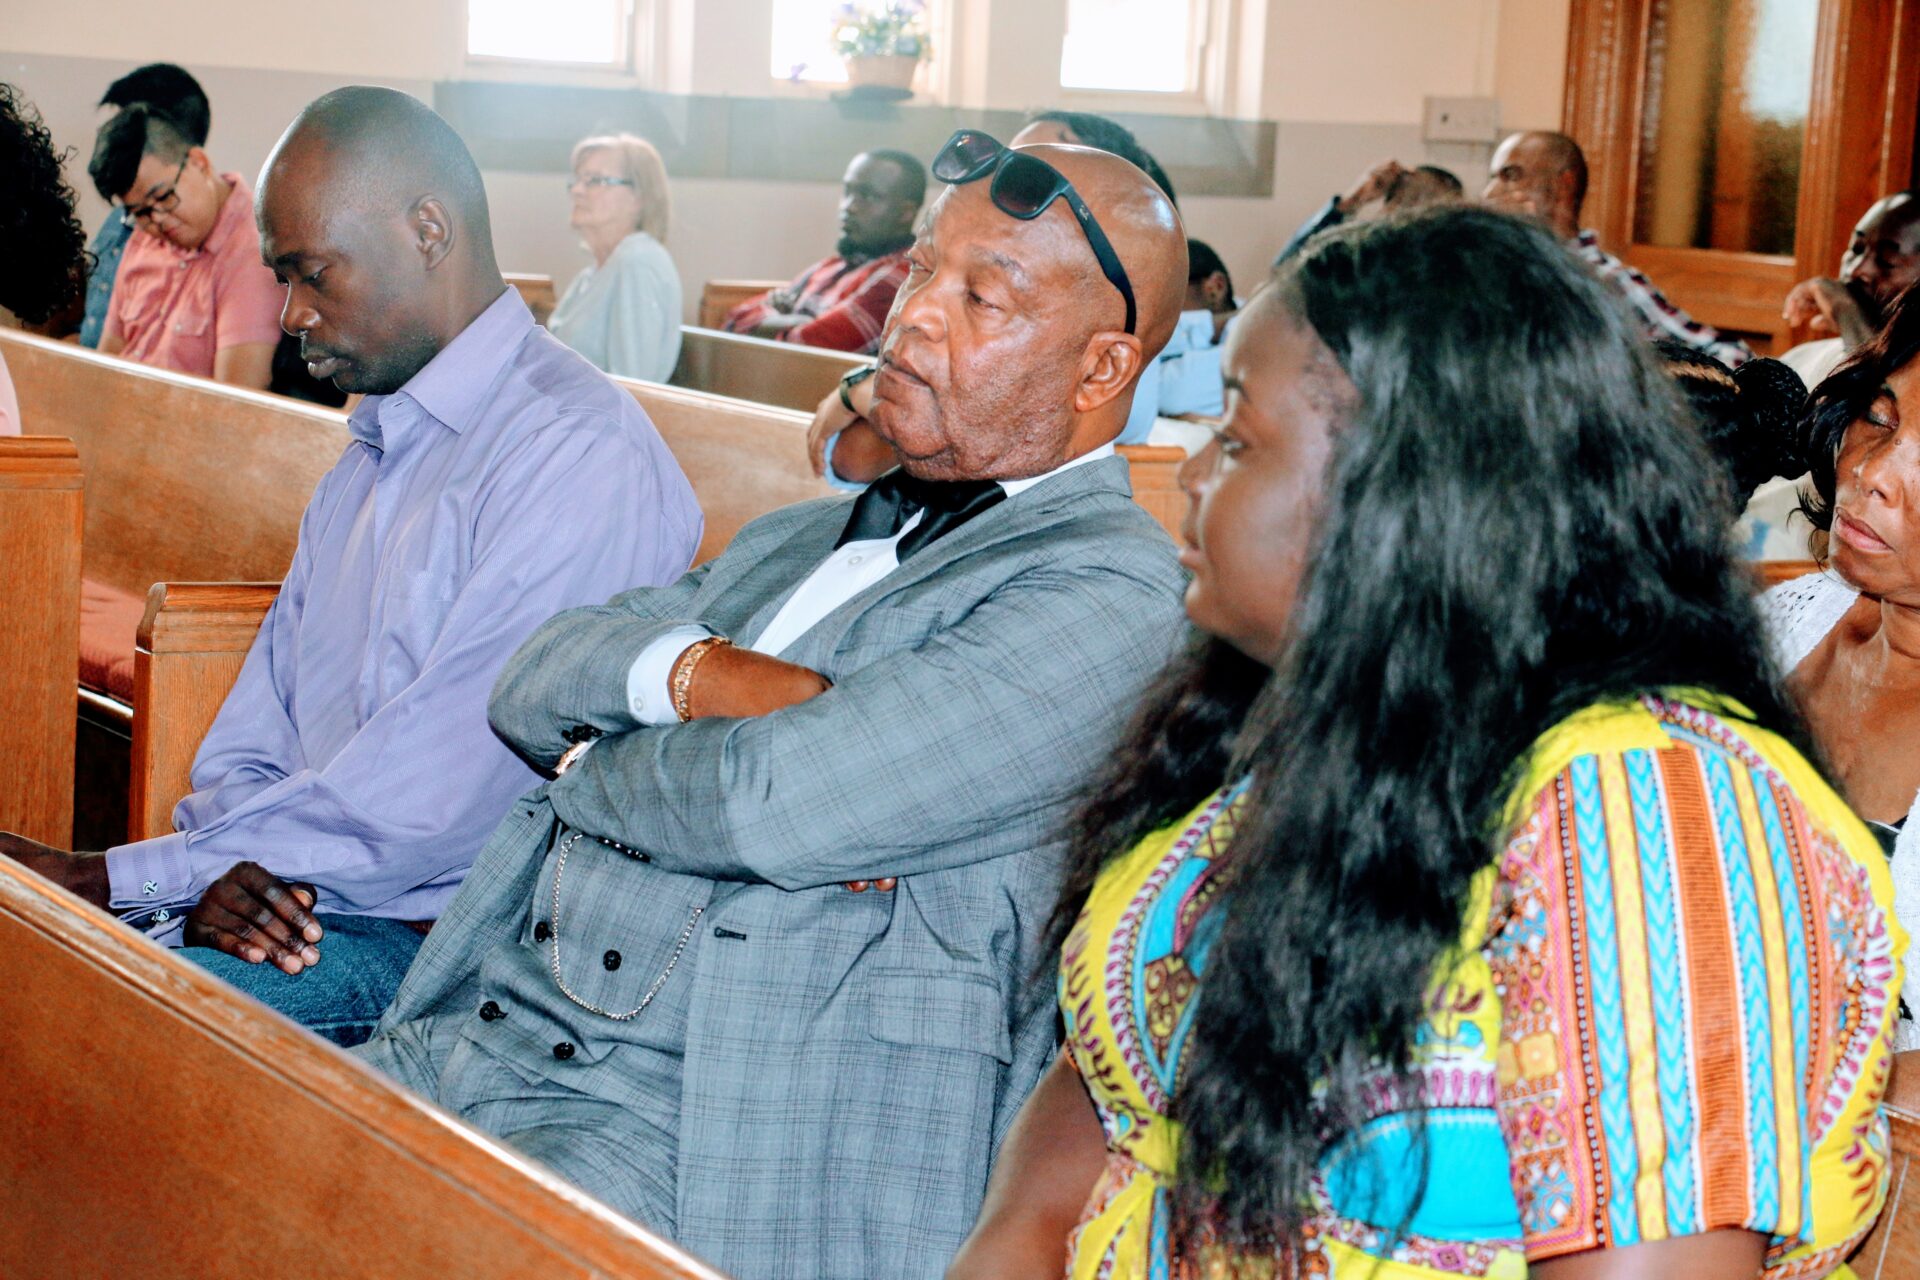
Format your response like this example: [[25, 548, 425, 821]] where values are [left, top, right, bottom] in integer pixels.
[[1851, 1054, 1920, 1278], [613, 377, 833, 565], [0, 329, 349, 847], [698, 278, 787, 330], [119, 380, 831, 844], [669, 325, 866, 414], [2, 330, 1169, 844], [506, 272, 559, 326], [0, 438, 83, 847], [1757, 558, 1820, 588], [0, 854, 730, 1279], [1118, 444, 1185, 544]]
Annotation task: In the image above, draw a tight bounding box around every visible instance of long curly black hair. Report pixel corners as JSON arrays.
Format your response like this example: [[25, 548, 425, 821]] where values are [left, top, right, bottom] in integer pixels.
[[0, 82, 90, 325], [1049, 206, 1810, 1264]]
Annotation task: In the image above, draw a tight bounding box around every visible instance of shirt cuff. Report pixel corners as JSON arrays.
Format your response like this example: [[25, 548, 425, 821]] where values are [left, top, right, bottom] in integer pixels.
[[106, 831, 195, 946], [820, 433, 869, 493], [627, 625, 715, 724]]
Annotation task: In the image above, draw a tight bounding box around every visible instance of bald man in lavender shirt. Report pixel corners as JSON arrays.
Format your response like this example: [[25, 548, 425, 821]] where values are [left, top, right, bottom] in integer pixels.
[[0, 88, 702, 1045]]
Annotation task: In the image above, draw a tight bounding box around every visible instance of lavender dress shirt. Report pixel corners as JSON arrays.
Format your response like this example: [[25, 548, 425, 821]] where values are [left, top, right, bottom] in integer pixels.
[[107, 289, 702, 944]]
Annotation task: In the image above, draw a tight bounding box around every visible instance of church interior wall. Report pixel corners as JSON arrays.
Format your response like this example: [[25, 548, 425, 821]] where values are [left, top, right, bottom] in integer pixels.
[[1, 0, 1570, 325]]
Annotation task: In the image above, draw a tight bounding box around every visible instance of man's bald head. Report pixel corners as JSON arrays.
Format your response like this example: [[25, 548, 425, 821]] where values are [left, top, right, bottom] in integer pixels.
[[1842, 191, 1920, 319], [1021, 142, 1188, 361], [257, 87, 506, 396], [1483, 130, 1588, 239], [263, 86, 495, 260], [865, 136, 1186, 481]]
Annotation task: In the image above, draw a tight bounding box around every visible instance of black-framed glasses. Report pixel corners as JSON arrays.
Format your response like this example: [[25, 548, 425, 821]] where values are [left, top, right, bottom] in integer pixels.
[[119, 158, 189, 229], [931, 128, 1137, 335]]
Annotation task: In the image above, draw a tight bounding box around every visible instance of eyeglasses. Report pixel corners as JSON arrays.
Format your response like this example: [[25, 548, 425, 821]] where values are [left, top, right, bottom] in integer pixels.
[[567, 174, 636, 193], [118, 158, 189, 229], [931, 128, 1137, 335]]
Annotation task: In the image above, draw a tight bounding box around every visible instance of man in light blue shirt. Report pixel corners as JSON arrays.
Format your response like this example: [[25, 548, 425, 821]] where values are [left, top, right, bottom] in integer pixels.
[[0, 88, 702, 1045]]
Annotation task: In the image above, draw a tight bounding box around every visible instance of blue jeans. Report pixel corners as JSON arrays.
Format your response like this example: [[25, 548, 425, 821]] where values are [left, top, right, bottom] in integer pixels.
[[184, 913, 425, 1047]]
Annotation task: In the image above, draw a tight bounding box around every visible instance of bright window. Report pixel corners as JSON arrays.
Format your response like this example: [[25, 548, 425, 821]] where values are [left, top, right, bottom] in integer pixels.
[[772, 0, 852, 82], [1060, 0, 1200, 93], [468, 0, 630, 66]]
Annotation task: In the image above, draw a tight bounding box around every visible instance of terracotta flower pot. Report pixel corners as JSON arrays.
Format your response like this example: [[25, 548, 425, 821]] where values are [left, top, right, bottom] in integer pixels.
[[844, 54, 920, 91]]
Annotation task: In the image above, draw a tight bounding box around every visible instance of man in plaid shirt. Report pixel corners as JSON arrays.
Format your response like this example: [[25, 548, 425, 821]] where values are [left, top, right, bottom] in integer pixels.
[[1484, 130, 1751, 368], [723, 149, 924, 354]]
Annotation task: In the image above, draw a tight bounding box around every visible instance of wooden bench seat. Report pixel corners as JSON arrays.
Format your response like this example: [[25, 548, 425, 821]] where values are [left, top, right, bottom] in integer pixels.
[[669, 325, 866, 413], [0, 330, 347, 845], [0, 854, 730, 1279], [698, 278, 786, 330]]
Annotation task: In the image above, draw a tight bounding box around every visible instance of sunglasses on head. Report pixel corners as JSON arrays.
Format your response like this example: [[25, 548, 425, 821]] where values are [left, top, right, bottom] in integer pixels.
[[931, 129, 1137, 335]]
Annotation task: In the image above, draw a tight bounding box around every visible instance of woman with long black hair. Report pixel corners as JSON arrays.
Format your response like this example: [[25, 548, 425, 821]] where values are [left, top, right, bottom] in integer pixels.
[[947, 206, 1903, 1280], [0, 81, 91, 432]]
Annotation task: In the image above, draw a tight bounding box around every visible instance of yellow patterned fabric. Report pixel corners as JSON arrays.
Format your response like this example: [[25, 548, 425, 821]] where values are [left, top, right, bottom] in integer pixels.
[[1060, 694, 1905, 1279]]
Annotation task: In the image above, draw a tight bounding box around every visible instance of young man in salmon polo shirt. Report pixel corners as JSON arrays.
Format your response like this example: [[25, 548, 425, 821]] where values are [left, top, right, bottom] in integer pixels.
[[88, 102, 282, 389]]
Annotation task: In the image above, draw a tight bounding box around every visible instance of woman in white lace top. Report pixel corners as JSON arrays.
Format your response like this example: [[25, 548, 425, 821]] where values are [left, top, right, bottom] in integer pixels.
[[1760, 292, 1920, 1050]]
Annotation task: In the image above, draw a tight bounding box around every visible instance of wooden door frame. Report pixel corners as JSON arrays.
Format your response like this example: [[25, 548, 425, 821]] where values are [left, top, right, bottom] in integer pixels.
[[1563, 0, 1920, 351]]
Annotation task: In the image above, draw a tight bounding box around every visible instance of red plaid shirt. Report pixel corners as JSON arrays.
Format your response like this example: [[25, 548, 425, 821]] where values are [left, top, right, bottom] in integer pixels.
[[722, 251, 911, 354]]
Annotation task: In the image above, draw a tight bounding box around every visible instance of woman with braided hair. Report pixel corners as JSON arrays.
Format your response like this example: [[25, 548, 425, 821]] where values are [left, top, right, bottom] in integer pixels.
[[0, 81, 91, 432], [947, 206, 1903, 1280], [1655, 340, 1810, 517]]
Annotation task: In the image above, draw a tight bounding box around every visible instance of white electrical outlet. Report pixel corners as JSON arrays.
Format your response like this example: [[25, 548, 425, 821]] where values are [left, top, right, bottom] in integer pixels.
[[1423, 96, 1501, 144]]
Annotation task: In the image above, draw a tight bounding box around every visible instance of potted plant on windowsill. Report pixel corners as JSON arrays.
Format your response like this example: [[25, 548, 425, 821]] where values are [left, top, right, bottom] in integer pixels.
[[833, 1, 930, 96]]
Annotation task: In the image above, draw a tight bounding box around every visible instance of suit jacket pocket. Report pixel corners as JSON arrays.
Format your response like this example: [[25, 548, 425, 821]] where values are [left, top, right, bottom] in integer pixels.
[[865, 969, 1013, 1064]]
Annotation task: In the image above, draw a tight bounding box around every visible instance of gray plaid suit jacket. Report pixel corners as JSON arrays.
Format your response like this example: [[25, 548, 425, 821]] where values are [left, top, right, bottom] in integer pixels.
[[357, 454, 1186, 1279]]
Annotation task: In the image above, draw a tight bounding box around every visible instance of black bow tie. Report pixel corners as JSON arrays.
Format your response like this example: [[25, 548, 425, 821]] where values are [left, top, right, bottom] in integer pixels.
[[834, 469, 1007, 561]]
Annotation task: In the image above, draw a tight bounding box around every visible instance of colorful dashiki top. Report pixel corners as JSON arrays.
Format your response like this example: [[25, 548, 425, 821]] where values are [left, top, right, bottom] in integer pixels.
[[1059, 693, 1905, 1280]]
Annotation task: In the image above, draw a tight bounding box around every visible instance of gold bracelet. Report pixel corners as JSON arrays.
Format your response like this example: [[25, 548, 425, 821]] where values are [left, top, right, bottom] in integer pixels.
[[669, 636, 732, 722]]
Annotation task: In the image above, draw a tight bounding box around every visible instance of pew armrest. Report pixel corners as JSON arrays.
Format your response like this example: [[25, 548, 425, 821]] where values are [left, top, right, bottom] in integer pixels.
[[127, 582, 280, 845], [0, 437, 84, 847]]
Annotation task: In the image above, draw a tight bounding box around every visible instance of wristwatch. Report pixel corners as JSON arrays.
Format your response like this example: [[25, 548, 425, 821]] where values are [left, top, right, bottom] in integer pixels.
[[837, 363, 878, 414]]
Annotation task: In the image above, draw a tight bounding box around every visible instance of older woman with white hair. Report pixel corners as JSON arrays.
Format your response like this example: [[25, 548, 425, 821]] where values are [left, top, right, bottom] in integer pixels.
[[548, 133, 682, 382]]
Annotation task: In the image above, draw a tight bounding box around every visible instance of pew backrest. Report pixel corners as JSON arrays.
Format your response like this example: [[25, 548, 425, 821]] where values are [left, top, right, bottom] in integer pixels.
[[1116, 444, 1185, 544], [0, 330, 348, 598], [614, 377, 837, 564], [0, 856, 731, 1279], [698, 278, 787, 330], [506, 272, 559, 326], [670, 325, 866, 413]]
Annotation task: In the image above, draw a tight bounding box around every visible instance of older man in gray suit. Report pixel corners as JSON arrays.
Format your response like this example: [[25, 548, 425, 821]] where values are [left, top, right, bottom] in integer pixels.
[[350, 134, 1189, 1279]]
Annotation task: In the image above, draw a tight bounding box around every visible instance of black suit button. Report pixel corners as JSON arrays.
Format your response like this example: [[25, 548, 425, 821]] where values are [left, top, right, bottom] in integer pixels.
[[552, 1041, 575, 1060], [478, 1000, 504, 1022], [534, 920, 552, 942], [603, 949, 622, 971]]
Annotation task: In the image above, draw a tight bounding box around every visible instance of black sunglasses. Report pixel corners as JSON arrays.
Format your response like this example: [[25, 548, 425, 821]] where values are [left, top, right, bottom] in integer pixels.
[[931, 129, 1137, 335]]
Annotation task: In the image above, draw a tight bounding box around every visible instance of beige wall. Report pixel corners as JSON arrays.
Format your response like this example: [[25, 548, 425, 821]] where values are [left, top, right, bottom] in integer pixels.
[[5, 0, 1572, 322]]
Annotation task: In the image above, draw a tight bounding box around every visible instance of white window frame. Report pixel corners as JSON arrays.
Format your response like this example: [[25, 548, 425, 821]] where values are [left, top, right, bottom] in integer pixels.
[[763, 0, 952, 104], [1056, 0, 1237, 118], [462, 0, 652, 85]]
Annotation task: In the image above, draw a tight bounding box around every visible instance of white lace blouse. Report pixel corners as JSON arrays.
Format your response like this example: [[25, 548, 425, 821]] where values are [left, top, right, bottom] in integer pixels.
[[1763, 570, 1920, 1050]]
